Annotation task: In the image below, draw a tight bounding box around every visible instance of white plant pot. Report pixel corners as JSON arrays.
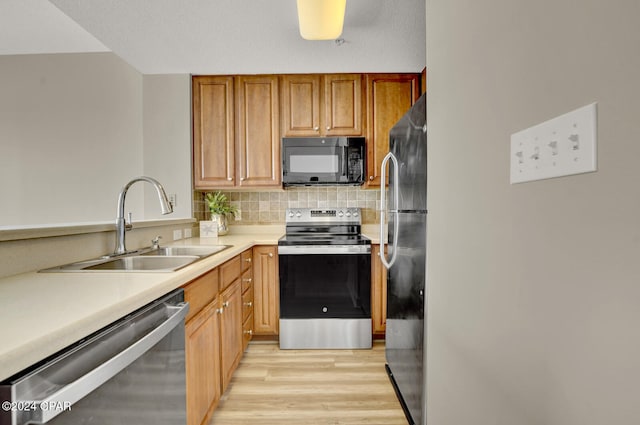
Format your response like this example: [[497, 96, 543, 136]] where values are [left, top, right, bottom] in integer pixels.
[[210, 213, 229, 236]]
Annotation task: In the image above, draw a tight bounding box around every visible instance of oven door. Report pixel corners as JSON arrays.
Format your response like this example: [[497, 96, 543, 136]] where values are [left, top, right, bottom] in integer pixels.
[[278, 245, 371, 319]]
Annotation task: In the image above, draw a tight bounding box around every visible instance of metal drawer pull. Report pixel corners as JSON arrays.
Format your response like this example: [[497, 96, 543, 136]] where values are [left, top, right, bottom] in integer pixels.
[[244, 301, 253, 307], [244, 329, 253, 336], [245, 258, 252, 263], [222, 301, 230, 308], [243, 278, 252, 282]]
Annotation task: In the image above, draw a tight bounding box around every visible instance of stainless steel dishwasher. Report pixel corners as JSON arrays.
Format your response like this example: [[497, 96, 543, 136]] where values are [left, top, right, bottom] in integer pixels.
[[0, 289, 189, 425]]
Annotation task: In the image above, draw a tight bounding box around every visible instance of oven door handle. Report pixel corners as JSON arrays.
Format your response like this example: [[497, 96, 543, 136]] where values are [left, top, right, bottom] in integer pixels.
[[379, 151, 399, 269], [278, 245, 371, 255], [20, 301, 189, 425]]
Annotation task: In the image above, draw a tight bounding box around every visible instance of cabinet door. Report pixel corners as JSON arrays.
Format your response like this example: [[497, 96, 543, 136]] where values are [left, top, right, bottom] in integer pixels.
[[219, 280, 243, 392], [185, 301, 220, 425], [235, 75, 281, 187], [323, 74, 363, 136], [371, 245, 388, 335], [252, 245, 279, 335], [365, 74, 420, 186], [281, 75, 322, 137], [192, 76, 235, 188]]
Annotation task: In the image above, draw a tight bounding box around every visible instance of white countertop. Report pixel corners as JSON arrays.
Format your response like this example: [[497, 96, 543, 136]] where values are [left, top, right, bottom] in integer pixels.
[[0, 223, 383, 382], [0, 231, 282, 381]]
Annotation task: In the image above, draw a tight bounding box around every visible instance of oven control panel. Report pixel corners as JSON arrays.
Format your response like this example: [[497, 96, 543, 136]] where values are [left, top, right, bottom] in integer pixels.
[[285, 208, 361, 223]]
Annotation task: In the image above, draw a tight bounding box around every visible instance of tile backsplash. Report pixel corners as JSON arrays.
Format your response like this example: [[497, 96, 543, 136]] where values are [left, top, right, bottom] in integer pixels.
[[194, 187, 381, 224]]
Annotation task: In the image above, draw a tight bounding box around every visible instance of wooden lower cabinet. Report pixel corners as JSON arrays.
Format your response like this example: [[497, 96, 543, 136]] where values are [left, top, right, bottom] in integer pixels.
[[184, 250, 252, 424], [185, 300, 221, 425], [371, 245, 388, 336], [240, 248, 254, 349], [219, 279, 243, 392], [252, 245, 279, 336]]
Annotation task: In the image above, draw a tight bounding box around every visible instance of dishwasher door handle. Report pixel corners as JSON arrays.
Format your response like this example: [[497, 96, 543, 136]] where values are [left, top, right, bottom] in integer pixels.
[[25, 301, 189, 425]]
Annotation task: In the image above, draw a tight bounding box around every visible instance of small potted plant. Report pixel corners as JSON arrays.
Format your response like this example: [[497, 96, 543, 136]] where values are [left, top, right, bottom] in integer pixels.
[[204, 191, 237, 236]]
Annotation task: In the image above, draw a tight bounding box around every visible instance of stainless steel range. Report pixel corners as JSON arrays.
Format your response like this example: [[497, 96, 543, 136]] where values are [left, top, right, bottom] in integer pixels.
[[278, 208, 372, 349]]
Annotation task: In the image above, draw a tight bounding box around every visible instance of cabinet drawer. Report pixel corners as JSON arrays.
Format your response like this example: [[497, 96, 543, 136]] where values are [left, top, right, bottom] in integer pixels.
[[242, 313, 253, 351], [183, 268, 219, 322], [241, 268, 253, 293], [242, 285, 254, 322], [219, 255, 241, 290], [241, 249, 253, 271]]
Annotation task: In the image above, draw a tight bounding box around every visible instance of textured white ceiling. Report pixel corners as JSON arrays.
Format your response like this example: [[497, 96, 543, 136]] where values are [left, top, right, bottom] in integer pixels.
[[1, 0, 425, 75], [0, 0, 108, 55]]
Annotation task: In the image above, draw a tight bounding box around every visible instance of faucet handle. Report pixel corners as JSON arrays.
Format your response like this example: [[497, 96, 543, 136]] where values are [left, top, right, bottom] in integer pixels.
[[152, 235, 162, 249]]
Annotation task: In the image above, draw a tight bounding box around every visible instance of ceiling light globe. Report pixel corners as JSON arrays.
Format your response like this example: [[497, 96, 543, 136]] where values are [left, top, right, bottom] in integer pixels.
[[296, 0, 347, 40]]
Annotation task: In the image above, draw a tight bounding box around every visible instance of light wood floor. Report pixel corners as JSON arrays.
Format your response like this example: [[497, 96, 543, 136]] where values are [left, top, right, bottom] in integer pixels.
[[209, 340, 407, 425]]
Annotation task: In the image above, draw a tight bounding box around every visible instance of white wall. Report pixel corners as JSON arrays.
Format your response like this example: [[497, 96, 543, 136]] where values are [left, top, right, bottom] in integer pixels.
[[0, 53, 192, 227], [426, 1, 640, 424], [142, 74, 192, 220]]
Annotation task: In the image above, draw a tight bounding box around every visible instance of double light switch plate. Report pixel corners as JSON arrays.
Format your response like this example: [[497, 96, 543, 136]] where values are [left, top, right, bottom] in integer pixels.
[[510, 102, 597, 184]]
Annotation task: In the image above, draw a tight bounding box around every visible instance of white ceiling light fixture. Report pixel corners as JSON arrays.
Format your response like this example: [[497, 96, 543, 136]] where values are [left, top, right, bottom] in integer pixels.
[[296, 0, 347, 40]]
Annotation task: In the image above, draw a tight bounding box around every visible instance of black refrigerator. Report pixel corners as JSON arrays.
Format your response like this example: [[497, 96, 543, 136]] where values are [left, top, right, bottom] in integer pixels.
[[379, 93, 427, 425]]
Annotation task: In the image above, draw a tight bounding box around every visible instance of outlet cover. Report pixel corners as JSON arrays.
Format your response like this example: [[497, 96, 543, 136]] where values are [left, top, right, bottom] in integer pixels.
[[510, 102, 597, 184]]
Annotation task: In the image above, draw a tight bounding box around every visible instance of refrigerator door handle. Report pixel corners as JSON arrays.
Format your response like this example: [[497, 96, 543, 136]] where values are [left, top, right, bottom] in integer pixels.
[[379, 151, 399, 269]]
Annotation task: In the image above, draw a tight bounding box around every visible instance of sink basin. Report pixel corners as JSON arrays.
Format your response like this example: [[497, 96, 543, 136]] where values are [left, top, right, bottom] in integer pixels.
[[84, 255, 199, 271], [39, 244, 232, 273], [140, 245, 231, 258]]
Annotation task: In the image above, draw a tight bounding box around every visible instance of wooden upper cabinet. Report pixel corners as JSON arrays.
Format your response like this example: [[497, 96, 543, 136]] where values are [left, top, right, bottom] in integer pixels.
[[192, 76, 235, 188], [324, 74, 363, 136], [281, 75, 322, 137], [365, 74, 420, 187], [281, 74, 363, 137], [236, 75, 281, 187]]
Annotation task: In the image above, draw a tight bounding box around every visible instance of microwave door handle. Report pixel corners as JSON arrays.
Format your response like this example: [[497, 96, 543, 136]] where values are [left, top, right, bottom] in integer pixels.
[[379, 152, 399, 269], [342, 146, 347, 177]]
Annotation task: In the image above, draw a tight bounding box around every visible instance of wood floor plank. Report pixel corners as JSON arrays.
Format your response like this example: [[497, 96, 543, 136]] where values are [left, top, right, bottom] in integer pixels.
[[209, 341, 407, 425]]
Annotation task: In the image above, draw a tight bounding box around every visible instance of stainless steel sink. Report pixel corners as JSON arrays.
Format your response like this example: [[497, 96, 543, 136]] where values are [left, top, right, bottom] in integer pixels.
[[84, 255, 200, 271], [39, 245, 232, 273]]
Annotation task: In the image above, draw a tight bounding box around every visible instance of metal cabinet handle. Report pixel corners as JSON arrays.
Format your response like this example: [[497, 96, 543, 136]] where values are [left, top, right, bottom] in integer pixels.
[[243, 329, 253, 336], [313, 126, 319, 131], [222, 301, 230, 308], [244, 301, 253, 307], [216, 308, 223, 314], [227, 177, 233, 181], [240, 177, 245, 181], [369, 176, 374, 181], [326, 126, 330, 131], [243, 278, 252, 283], [245, 258, 252, 263], [268, 252, 274, 258]]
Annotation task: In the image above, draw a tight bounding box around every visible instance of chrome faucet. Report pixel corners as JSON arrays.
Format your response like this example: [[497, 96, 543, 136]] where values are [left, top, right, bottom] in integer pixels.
[[114, 176, 173, 256]]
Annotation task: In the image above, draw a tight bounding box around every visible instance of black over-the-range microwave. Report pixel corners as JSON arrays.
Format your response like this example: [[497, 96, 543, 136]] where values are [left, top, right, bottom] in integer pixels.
[[281, 137, 365, 187]]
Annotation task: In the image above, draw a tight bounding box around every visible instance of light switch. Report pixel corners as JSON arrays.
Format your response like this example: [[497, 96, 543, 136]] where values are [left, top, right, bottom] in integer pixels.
[[510, 102, 597, 184]]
